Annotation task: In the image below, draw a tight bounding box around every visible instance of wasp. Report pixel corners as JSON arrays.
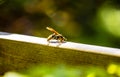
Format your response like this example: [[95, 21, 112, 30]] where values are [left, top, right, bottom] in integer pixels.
[[46, 27, 67, 44]]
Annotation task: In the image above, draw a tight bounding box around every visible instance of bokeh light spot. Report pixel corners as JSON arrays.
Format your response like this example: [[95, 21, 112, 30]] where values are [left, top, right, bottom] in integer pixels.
[[98, 5, 120, 37], [107, 64, 118, 74]]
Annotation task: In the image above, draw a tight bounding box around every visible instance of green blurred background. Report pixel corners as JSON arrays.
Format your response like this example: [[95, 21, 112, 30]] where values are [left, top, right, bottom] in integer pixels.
[[0, 0, 120, 77], [0, 0, 120, 48]]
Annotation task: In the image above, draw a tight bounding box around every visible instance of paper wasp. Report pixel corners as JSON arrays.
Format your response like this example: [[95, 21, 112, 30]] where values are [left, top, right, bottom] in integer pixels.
[[46, 27, 67, 44]]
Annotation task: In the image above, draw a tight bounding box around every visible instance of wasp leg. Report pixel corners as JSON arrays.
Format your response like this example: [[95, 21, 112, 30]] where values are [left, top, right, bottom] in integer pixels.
[[47, 34, 53, 45], [56, 37, 62, 47], [57, 42, 61, 47]]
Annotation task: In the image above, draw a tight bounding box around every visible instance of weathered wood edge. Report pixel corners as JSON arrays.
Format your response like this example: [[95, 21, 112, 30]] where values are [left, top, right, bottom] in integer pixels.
[[0, 32, 120, 57]]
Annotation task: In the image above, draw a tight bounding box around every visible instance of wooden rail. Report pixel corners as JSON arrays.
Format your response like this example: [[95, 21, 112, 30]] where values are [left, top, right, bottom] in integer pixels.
[[0, 32, 120, 57], [0, 32, 120, 74]]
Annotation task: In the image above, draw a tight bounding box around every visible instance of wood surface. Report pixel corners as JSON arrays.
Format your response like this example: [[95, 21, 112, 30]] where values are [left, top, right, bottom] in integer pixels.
[[0, 32, 120, 74]]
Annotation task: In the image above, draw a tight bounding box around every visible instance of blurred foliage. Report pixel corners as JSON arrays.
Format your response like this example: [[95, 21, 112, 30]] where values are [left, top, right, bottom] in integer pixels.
[[0, 0, 120, 48], [3, 63, 120, 77], [0, 1, 120, 76], [98, 4, 120, 37]]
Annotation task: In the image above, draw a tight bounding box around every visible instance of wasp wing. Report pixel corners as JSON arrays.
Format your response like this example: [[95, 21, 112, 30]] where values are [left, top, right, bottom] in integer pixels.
[[46, 27, 59, 35]]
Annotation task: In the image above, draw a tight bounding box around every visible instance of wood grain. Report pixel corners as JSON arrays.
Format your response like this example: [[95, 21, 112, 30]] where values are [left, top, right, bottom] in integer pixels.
[[0, 32, 120, 74]]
